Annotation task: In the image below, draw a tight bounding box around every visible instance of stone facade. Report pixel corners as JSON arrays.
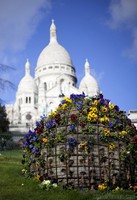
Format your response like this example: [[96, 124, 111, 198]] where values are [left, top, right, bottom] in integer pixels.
[[128, 110, 137, 129]]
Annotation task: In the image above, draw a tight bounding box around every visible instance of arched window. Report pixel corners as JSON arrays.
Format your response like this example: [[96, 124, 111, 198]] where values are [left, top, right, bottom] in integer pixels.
[[44, 82, 47, 91], [60, 79, 65, 94], [26, 97, 28, 103], [60, 79, 64, 85], [29, 97, 31, 103], [34, 96, 36, 104]]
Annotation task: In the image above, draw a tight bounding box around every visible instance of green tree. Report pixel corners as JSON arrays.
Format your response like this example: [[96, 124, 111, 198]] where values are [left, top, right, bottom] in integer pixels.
[[0, 104, 11, 150]]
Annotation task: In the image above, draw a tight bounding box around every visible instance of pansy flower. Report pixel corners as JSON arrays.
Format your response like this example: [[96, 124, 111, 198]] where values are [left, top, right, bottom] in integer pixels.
[[101, 106, 108, 113], [70, 114, 77, 122], [42, 138, 48, 143], [109, 103, 114, 110], [120, 130, 127, 135], [103, 129, 110, 136]]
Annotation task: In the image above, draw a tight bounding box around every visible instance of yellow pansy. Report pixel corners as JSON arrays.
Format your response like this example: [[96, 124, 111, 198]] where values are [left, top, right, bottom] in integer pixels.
[[112, 186, 123, 192], [87, 116, 91, 121], [103, 129, 110, 136], [109, 103, 114, 109], [87, 113, 98, 122], [63, 97, 72, 103], [89, 106, 98, 113], [80, 141, 88, 147], [34, 175, 40, 181], [49, 111, 56, 116], [100, 116, 109, 123], [98, 183, 107, 190], [92, 100, 98, 105], [92, 113, 98, 119], [104, 116, 109, 122], [120, 130, 127, 135], [100, 117, 105, 123], [62, 103, 68, 110], [55, 106, 61, 111], [109, 143, 116, 150], [101, 106, 108, 113], [88, 112, 93, 117]]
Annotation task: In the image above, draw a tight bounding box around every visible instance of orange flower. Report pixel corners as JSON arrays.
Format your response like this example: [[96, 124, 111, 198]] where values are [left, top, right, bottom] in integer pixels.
[[93, 100, 98, 105], [42, 138, 48, 143]]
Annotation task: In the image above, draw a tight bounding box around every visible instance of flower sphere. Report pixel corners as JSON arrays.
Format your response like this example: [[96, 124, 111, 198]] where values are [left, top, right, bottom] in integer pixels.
[[22, 93, 137, 190]]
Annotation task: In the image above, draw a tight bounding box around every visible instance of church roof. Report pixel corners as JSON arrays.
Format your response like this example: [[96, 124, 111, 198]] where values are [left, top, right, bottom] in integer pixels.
[[18, 59, 38, 93], [79, 59, 100, 97], [36, 20, 73, 68]]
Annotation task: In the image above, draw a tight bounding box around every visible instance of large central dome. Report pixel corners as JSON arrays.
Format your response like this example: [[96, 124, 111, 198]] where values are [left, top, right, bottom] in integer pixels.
[[36, 20, 73, 69], [37, 42, 73, 67]]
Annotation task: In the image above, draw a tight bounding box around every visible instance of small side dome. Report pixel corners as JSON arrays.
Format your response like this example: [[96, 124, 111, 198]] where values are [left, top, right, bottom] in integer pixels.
[[79, 59, 100, 97], [18, 59, 38, 93], [79, 76, 100, 97], [18, 76, 38, 93]]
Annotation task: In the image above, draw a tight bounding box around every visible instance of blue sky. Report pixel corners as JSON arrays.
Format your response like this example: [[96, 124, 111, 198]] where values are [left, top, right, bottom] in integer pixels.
[[0, 0, 137, 113]]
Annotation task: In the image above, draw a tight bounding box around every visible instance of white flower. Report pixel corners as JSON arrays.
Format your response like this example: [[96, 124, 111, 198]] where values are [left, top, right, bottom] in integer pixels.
[[41, 180, 51, 185], [52, 183, 57, 188]]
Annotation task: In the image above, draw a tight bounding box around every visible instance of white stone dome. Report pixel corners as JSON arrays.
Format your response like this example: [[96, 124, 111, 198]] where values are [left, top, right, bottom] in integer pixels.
[[18, 60, 38, 93], [18, 75, 37, 93], [79, 74, 100, 96], [36, 20, 73, 69], [37, 42, 73, 67], [79, 59, 100, 97]]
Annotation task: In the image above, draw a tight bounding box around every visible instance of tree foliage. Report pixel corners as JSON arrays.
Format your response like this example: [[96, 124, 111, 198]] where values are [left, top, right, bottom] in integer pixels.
[[0, 104, 9, 133]]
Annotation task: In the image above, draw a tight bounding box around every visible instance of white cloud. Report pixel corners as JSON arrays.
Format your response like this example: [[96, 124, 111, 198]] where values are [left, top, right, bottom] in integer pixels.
[[124, 27, 137, 60], [107, 0, 137, 29], [0, 0, 51, 53], [107, 0, 137, 61]]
